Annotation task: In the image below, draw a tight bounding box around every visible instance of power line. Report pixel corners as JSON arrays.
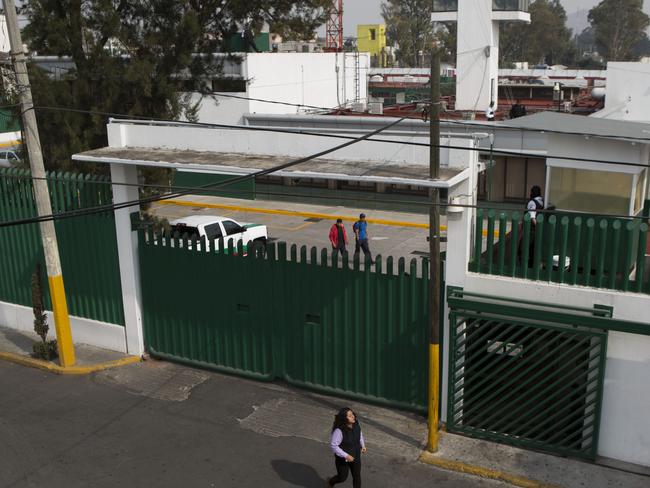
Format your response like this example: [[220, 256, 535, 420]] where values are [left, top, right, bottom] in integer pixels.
[[3, 171, 649, 222], [0, 116, 407, 229], [32, 104, 650, 169]]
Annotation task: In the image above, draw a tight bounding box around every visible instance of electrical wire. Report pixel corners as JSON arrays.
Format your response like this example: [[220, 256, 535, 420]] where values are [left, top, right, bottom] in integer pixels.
[[3, 171, 649, 222], [0, 116, 407, 229], [31, 105, 650, 169]]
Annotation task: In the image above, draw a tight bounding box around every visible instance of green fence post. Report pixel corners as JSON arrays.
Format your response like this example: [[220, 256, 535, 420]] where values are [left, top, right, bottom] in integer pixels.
[[471, 209, 484, 272], [608, 220, 622, 290], [621, 221, 635, 292], [568, 217, 582, 286], [509, 212, 520, 277], [497, 212, 507, 275], [532, 214, 545, 281], [636, 223, 648, 293], [595, 220, 608, 288], [544, 215, 557, 282], [583, 218, 595, 287], [557, 216, 569, 284], [521, 214, 531, 279], [486, 210, 495, 274]]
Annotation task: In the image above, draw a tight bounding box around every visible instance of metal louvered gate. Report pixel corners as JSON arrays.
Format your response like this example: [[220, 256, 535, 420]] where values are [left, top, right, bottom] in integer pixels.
[[446, 289, 608, 460]]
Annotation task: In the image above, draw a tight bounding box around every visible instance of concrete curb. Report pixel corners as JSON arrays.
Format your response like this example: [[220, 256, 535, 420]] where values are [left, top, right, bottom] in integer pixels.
[[419, 451, 560, 488], [0, 351, 141, 375]]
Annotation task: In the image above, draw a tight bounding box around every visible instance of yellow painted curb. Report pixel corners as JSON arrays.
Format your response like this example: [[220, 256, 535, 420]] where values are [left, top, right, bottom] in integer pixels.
[[419, 451, 560, 488], [158, 199, 445, 231], [0, 351, 141, 375]]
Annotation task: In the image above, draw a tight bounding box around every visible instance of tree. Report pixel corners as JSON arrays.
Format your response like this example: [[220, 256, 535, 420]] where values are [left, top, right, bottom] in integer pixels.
[[500, 0, 574, 66], [588, 0, 650, 61], [381, 0, 435, 67], [20, 0, 329, 172]]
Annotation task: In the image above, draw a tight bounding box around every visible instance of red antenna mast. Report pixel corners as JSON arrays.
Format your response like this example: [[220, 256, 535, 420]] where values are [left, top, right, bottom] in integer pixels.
[[325, 0, 343, 52]]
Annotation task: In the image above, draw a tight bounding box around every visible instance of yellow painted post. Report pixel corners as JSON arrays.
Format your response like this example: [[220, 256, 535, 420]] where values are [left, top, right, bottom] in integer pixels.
[[3, 0, 75, 366], [427, 43, 441, 452]]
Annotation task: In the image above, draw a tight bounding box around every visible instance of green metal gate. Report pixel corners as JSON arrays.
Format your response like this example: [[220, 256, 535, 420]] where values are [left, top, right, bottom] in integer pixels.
[[446, 289, 608, 459], [139, 230, 430, 412]]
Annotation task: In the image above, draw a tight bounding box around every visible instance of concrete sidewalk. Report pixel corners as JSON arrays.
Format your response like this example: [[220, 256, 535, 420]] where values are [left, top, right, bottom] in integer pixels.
[[422, 430, 650, 488], [0, 325, 140, 374]]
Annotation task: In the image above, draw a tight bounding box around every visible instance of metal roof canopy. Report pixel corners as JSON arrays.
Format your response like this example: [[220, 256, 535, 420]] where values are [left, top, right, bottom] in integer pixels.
[[500, 111, 650, 143], [72, 147, 468, 189]]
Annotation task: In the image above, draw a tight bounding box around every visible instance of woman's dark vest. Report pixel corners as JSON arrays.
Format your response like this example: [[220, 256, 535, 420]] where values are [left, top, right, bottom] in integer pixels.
[[339, 423, 362, 458]]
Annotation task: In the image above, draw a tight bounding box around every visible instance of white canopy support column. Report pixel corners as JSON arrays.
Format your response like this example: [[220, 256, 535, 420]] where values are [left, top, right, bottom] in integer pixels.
[[110, 163, 144, 355]]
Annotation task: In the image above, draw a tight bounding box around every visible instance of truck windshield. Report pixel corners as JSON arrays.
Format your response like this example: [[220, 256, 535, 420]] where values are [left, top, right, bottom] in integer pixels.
[[170, 225, 200, 240]]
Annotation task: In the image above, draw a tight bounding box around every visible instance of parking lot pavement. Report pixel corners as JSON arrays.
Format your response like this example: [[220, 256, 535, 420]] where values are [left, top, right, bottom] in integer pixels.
[[150, 195, 446, 266]]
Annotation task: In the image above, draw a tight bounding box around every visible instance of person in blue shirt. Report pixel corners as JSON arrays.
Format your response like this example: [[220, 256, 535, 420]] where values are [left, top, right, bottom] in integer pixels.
[[352, 213, 374, 265]]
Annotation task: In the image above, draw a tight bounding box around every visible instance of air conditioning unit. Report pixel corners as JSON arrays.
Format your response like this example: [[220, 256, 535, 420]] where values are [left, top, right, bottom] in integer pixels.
[[368, 102, 383, 114], [351, 102, 366, 113]]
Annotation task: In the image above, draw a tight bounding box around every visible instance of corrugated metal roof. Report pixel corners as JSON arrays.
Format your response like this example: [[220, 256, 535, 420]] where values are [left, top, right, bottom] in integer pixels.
[[500, 112, 650, 142]]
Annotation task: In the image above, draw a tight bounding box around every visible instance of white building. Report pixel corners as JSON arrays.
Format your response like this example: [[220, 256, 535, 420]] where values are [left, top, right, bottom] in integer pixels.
[[431, 0, 530, 112], [591, 62, 650, 122], [184, 52, 370, 125]]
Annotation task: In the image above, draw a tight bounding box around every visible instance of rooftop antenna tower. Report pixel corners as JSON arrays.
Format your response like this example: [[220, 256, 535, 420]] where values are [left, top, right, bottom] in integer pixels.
[[325, 0, 343, 52]]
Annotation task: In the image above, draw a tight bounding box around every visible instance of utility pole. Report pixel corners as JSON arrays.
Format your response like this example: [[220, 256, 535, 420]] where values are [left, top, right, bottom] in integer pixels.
[[3, 0, 76, 366], [427, 43, 441, 452]]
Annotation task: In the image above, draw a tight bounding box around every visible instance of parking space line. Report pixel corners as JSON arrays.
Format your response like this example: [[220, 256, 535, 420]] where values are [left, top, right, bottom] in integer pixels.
[[157, 200, 504, 237], [159, 199, 439, 230]]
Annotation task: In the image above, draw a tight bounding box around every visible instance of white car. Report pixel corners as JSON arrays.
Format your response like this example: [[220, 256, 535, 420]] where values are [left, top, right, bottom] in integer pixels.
[[0, 150, 20, 168], [168, 215, 268, 252]]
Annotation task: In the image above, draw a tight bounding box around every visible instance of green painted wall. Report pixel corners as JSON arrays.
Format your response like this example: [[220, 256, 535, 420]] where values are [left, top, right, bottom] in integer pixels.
[[173, 171, 255, 200]]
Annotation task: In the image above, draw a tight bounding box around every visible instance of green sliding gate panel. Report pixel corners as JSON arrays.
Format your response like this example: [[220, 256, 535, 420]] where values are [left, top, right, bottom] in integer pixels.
[[0, 169, 124, 325], [139, 230, 430, 412], [447, 290, 608, 460]]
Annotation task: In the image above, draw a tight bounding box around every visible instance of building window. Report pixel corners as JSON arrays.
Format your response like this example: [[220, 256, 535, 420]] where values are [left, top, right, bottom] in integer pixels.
[[433, 0, 458, 12], [212, 78, 247, 92], [548, 167, 633, 215], [634, 169, 647, 214], [370, 29, 376, 41]]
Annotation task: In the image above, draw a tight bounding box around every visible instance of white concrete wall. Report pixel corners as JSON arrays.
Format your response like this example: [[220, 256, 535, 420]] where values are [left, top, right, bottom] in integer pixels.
[[179, 92, 250, 126], [460, 274, 650, 467], [112, 120, 474, 168], [443, 197, 650, 467], [595, 63, 650, 122], [246, 52, 369, 114], [0, 300, 127, 353]]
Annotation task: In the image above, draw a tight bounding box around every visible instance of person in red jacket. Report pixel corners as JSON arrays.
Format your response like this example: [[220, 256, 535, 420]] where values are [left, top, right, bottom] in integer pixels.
[[329, 218, 348, 255]]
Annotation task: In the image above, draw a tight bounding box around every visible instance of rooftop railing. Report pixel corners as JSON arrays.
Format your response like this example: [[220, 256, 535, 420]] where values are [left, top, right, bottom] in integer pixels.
[[432, 0, 530, 12]]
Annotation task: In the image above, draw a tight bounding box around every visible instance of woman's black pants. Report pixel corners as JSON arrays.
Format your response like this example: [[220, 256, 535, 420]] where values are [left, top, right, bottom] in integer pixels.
[[329, 456, 361, 487]]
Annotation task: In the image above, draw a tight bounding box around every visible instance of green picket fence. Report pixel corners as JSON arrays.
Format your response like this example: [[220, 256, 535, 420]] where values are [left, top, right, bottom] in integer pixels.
[[470, 209, 650, 294], [0, 168, 125, 325], [139, 229, 430, 412]]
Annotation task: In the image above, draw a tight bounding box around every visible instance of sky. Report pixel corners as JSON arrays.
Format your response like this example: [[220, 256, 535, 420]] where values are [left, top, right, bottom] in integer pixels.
[[340, 0, 650, 36]]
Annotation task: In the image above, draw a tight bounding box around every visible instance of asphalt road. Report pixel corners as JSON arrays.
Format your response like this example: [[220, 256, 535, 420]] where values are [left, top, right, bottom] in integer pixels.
[[0, 360, 507, 488]]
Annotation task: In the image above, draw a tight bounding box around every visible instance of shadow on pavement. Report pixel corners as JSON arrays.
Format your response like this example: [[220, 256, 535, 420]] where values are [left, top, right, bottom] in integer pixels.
[[271, 459, 325, 487]]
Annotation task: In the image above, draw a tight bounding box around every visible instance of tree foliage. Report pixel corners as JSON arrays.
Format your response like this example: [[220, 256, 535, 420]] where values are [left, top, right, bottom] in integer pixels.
[[500, 0, 574, 66], [381, 0, 435, 67], [21, 0, 329, 172], [588, 0, 650, 61]]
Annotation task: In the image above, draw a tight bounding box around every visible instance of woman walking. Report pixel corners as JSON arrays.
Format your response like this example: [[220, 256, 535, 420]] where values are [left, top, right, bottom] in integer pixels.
[[326, 407, 366, 488]]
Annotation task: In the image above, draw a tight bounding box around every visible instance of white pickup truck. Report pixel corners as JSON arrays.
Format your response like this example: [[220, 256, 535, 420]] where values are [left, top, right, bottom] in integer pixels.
[[168, 215, 268, 252]]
